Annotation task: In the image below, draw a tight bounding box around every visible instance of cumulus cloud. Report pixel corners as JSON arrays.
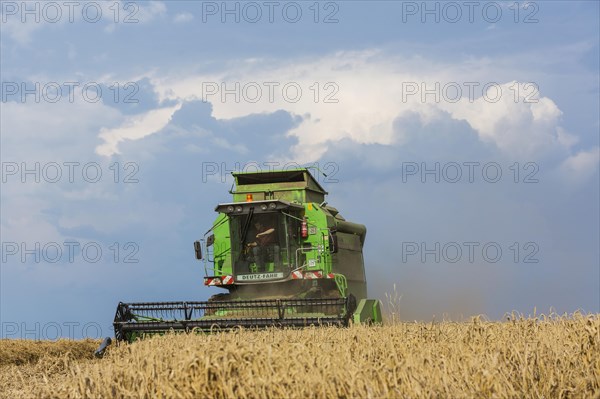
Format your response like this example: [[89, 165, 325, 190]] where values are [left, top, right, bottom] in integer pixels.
[[442, 82, 575, 158], [138, 51, 583, 167], [560, 147, 600, 184], [0, 1, 167, 44], [96, 103, 181, 156]]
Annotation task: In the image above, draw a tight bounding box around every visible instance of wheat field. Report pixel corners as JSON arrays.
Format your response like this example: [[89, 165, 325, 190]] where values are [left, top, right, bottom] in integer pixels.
[[1, 313, 598, 399]]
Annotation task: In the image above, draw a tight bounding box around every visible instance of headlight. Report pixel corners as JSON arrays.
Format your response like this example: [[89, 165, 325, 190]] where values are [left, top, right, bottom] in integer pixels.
[[226, 205, 234, 213], [260, 204, 268, 211], [235, 205, 243, 212], [268, 203, 277, 209]]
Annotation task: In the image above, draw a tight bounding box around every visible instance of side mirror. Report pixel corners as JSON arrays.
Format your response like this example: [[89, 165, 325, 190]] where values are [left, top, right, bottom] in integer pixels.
[[194, 241, 202, 260], [206, 234, 215, 247], [328, 231, 338, 254]]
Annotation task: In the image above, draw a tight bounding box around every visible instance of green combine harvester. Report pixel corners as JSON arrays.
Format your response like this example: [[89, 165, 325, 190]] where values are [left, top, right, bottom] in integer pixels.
[[112, 168, 382, 343]]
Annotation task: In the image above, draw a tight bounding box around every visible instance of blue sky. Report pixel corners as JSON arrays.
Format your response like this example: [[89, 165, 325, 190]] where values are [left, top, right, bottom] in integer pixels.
[[1, 1, 598, 338]]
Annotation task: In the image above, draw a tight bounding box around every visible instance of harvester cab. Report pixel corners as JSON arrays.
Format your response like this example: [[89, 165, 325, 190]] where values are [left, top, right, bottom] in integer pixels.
[[113, 168, 382, 342]]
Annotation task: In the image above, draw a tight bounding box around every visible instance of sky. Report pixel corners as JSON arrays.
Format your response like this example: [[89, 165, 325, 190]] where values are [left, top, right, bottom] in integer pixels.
[[1, 0, 598, 339]]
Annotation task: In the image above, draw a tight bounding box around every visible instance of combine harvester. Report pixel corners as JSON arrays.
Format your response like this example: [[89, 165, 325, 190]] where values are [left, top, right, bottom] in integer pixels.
[[111, 168, 382, 344]]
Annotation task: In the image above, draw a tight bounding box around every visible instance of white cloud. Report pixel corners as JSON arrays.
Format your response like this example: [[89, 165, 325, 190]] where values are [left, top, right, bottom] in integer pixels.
[[173, 12, 193, 23], [7, 49, 587, 184], [0, 196, 65, 244], [0, 99, 119, 245], [96, 103, 182, 156], [0, 1, 167, 44], [556, 127, 579, 148], [2, 25, 35, 45], [442, 82, 569, 158], [1, 100, 123, 160], [0, 92, 187, 248], [560, 147, 600, 184], [135, 1, 167, 23], [147, 51, 579, 163]]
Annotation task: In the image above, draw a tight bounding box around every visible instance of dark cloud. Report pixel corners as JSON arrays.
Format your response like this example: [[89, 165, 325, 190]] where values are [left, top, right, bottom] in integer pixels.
[[99, 77, 179, 115], [318, 110, 599, 320], [1, 100, 305, 335]]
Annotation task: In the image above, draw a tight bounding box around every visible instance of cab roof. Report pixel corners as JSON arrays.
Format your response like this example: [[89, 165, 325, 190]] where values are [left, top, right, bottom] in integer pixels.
[[232, 168, 327, 195]]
